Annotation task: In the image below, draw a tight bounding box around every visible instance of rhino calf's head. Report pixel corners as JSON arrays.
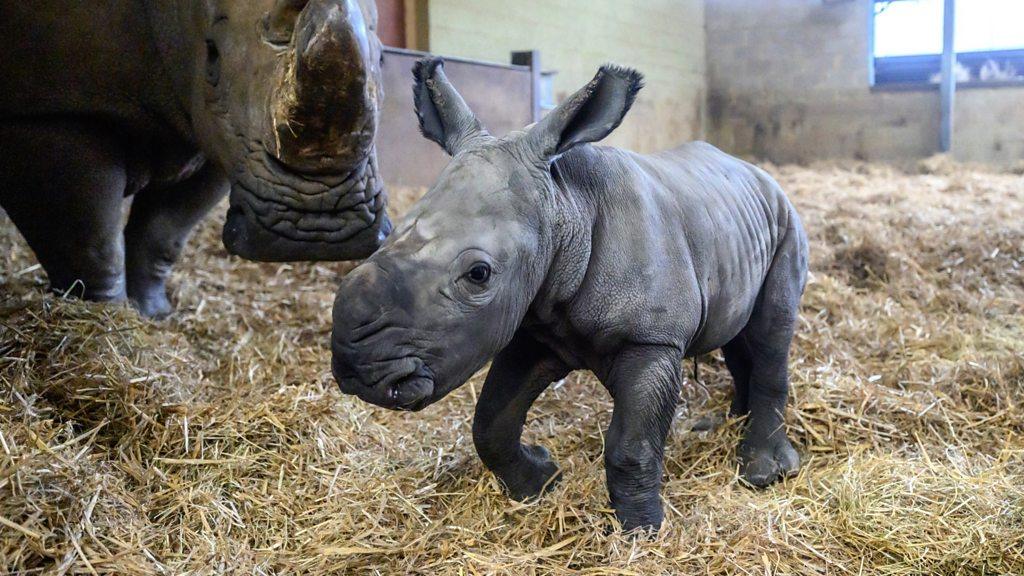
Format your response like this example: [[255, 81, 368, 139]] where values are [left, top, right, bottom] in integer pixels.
[[331, 58, 642, 410], [188, 0, 390, 261]]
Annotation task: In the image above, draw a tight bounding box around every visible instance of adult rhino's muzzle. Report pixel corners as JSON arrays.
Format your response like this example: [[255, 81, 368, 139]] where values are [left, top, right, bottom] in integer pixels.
[[223, 148, 390, 261]]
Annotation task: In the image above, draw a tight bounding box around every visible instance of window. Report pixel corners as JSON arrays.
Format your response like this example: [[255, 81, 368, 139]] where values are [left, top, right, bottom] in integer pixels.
[[872, 0, 1024, 87]]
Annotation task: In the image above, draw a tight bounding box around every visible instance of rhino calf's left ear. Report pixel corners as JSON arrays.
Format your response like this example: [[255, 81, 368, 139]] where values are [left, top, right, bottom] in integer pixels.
[[528, 65, 644, 162], [412, 58, 490, 156]]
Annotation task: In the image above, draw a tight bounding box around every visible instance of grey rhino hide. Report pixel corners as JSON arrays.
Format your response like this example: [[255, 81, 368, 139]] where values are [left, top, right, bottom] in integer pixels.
[[332, 58, 809, 532]]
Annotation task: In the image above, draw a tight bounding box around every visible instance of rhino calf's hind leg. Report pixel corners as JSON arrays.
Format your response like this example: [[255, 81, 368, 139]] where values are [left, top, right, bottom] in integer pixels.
[[722, 339, 753, 417], [0, 120, 128, 302], [473, 331, 569, 501], [731, 238, 805, 488], [124, 163, 228, 318]]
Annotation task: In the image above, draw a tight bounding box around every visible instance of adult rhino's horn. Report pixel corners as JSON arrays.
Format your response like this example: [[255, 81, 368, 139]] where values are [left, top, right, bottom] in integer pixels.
[[268, 0, 378, 174]]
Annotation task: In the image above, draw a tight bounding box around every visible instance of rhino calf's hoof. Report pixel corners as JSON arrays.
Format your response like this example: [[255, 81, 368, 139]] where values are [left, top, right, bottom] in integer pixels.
[[615, 503, 664, 534], [498, 444, 561, 502], [738, 436, 800, 488]]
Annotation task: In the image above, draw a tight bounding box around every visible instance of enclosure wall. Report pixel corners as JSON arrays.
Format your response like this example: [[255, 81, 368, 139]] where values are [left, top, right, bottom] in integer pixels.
[[706, 0, 1024, 164], [425, 0, 708, 152]]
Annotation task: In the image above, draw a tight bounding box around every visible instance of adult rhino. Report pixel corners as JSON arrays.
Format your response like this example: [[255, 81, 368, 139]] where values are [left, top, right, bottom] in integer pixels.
[[0, 0, 391, 317]]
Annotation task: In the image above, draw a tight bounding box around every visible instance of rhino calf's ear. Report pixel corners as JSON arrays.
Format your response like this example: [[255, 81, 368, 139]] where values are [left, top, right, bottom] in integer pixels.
[[412, 58, 489, 156], [528, 65, 644, 162]]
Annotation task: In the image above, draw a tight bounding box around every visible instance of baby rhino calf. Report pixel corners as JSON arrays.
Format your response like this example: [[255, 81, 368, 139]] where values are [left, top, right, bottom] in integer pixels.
[[332, 58, 809, 531]]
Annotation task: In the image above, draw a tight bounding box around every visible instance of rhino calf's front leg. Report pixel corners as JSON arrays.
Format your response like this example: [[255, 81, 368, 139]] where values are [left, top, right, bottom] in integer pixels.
[[473, 331, 569, 501], [603, 346, 683, 532]]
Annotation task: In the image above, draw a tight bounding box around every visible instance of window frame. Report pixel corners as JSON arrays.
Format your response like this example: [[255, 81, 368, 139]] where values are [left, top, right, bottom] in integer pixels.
[[869, 0, 1024, 91]]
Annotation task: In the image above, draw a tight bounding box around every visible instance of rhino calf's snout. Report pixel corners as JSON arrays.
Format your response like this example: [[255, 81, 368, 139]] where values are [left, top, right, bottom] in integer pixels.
[[331, 262, 437, 411]]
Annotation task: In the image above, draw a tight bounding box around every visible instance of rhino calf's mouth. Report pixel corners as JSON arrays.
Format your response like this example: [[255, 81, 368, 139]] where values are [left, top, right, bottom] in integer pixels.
[[332, 350, 435, 411]]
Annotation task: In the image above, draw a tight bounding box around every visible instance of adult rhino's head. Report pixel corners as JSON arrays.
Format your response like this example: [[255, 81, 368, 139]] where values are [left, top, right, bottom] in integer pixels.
[[331, 58, 642, 410], [188, 0, 389, 261]]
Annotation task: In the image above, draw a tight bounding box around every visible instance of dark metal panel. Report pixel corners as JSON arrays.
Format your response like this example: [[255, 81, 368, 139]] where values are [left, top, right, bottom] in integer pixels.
[[376, 48, 535, 190]]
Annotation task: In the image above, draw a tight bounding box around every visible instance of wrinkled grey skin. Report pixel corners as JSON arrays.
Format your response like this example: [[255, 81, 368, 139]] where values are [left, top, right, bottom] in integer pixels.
[[0, 0, 390, 318], [332, 59, 809, 531]]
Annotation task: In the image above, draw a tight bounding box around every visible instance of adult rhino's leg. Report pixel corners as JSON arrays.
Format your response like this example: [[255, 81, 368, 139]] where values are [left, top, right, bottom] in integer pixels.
[[733, 237, 804, 488], [473, 330, 569, 501], [601, 346, 682, 532], [124, 163, 228, 318], [0, 120, 127, 302]]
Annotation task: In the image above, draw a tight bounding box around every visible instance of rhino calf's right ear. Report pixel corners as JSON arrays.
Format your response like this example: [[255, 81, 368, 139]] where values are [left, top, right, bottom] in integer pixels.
[[412, 58, 489, 156], [527, 65, 644, 162]]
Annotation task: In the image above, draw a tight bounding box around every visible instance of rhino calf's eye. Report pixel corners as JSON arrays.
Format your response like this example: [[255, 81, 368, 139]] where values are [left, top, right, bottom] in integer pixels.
[[205, 40, 221, 86], [466, 262, 491, 284]]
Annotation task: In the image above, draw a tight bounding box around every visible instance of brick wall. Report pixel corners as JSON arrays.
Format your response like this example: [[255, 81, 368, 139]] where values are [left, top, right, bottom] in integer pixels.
[[706, 0, 1024, 164], [425, 0, 707, 153]]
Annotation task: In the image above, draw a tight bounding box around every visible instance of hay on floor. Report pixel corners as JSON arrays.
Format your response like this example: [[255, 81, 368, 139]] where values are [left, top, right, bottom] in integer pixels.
[[1, 158, 1022, 574]]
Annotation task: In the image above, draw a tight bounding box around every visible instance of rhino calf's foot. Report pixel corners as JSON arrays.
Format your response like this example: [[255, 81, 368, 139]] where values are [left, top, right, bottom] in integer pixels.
[[610, 499, 664, 535], [50, 275, 127, 304], [495, 444, 561, 501], [738, 435, 800, 487], [125, 237, 178, 319]]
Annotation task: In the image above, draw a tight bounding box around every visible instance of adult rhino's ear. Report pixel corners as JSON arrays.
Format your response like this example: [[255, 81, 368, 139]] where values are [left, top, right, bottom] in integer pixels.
[[263, 0, 310, 45], [527, 65, 643, 162], [413, 58, 489, 156]]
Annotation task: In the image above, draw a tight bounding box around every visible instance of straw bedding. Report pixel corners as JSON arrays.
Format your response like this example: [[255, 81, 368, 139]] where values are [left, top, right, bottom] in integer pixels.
[[1, 159, 1022, 574]]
